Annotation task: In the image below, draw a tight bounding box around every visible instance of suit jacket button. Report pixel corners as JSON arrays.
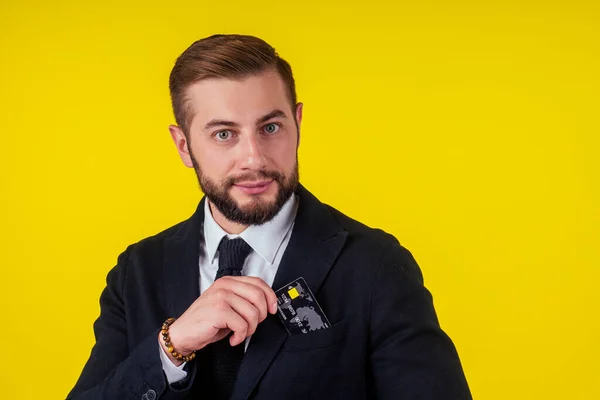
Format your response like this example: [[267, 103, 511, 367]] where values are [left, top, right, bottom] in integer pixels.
[[142, 389, 156, 400]]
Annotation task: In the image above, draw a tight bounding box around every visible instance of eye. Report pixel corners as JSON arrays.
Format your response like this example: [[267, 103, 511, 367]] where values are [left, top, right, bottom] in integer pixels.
[[263, 123, 280, 135], [215, 130, 233, 141]]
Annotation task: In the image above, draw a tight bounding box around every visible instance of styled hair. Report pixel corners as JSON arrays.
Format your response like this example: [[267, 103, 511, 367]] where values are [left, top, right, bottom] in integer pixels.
[[169, 34, 297, 136]]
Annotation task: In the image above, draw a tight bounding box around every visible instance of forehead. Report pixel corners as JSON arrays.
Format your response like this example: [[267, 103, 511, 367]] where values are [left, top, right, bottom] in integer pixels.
[[186, 70, 292, 130]]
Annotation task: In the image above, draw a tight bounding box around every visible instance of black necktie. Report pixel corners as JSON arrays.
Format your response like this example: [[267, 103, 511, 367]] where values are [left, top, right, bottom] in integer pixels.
[[209, 237, 253, 399]]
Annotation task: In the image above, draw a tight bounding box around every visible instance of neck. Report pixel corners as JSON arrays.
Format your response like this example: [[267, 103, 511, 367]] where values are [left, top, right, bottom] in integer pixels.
[[208, 200, 248, 235]]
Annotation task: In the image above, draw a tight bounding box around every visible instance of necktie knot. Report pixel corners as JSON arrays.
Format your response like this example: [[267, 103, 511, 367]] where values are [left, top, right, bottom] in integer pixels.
[[215, 237, 252, 280]]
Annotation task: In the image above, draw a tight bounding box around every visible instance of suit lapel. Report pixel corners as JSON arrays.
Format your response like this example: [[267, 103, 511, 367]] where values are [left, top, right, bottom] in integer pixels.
[[163, 198, 205, 318], [231, 185, 348, 400]]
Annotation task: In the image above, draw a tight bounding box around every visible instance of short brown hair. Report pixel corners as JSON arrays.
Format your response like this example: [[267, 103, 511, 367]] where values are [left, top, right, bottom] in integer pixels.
[[169, 34, 297, 136]]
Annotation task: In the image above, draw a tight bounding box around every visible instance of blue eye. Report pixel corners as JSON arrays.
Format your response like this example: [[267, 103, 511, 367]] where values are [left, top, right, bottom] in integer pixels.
[[215, 130, 232, 141], [263, 123, 279, 134]]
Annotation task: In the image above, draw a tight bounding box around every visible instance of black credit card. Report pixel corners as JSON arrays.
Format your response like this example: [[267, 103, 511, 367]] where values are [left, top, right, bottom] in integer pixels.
[[275, 277, 330, 334]]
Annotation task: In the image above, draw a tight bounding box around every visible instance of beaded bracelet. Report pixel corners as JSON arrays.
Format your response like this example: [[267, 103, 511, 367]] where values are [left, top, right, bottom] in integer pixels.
[[161, 317, 196, 363]]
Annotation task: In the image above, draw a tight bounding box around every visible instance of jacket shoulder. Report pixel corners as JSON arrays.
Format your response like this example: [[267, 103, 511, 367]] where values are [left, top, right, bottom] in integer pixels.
[[130, 219, 188, 251], [324, 203, 423, 282], [324, 204, 400, 249], [114, 216, 193, 272]]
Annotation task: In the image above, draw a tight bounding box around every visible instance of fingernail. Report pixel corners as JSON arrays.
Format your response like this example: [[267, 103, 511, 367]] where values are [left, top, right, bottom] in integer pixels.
[[271, 302, 278, 314]]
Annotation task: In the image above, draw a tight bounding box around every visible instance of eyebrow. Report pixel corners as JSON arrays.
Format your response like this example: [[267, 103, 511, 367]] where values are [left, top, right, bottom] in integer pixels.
[[203, 109, 288, 131]]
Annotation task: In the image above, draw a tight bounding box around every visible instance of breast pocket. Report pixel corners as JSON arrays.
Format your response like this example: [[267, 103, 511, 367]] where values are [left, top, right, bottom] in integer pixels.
[[280, 319, 348, 352], [260, 319, 352, 397]]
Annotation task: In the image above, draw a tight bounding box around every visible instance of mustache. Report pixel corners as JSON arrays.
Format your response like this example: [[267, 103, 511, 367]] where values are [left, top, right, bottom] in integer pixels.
[[224, 170, 284, 187]]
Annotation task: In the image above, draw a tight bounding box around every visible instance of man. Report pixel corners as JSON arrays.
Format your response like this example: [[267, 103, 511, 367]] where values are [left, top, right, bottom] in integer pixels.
[[68, 34, 471, 399]]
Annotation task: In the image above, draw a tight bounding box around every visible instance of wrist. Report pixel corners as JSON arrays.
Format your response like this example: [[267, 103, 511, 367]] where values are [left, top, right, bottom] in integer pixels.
[[167, 322, 195, 356], [159, 318, 196, 364], [159, 331, 185, 367]]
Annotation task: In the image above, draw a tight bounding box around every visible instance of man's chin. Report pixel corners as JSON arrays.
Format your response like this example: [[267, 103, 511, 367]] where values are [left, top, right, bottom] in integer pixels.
[[232, 193, 278, 212], [220, 197, 280, 225]]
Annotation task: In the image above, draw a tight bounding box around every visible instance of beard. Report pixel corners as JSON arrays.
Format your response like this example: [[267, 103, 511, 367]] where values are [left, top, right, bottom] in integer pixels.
[[190, 153, 299, 226]]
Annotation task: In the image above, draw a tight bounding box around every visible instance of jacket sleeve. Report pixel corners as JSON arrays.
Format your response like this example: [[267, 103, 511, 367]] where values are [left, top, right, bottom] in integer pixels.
[[66, 247, 197, 400], [368, 239, 472, 400]]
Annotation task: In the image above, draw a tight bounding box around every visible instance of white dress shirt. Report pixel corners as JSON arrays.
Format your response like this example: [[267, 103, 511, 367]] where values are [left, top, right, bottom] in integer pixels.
[[159, 194, 299, 384]]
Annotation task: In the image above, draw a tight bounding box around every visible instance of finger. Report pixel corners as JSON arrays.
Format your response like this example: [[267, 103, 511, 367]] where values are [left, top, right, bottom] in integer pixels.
[[220, 307, 248, 347], [209, 329, 231, 344], [222, 276, 278, 315], [226, 292, 261, 338], [216, 278, 270, 321], [245, 277, 278, 315]]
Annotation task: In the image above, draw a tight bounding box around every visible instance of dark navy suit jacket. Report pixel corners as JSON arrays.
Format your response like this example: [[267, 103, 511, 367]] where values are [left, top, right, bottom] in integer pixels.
[[68, 185, 471, 399]]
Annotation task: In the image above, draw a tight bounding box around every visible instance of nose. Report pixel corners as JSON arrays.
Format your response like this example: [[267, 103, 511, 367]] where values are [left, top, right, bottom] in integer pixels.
[[238, 132, 267, 170]]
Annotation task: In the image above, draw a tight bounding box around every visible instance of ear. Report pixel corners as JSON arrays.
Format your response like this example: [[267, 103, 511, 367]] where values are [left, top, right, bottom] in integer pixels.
[[168, 125, 194, 168], [295, 102, 303, 146]]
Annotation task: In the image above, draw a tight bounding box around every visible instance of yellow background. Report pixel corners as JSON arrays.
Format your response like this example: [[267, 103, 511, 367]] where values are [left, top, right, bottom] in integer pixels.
[[1, 0, 598, 398]]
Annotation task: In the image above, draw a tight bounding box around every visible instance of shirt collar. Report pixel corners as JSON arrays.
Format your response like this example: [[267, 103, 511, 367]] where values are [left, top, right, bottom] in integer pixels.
[[203, 194, 298, 265]]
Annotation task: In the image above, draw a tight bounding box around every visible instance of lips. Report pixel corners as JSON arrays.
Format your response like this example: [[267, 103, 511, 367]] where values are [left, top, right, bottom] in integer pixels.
[[233, 180, 273, 195], [234, 180, 273, 188]]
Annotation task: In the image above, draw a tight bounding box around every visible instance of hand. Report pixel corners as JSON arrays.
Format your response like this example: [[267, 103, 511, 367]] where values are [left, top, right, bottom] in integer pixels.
[[160, 276, 278, 365]]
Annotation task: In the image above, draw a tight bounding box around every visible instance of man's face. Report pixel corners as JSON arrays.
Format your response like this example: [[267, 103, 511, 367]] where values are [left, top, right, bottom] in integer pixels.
[[171, 69, 302, 225]]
